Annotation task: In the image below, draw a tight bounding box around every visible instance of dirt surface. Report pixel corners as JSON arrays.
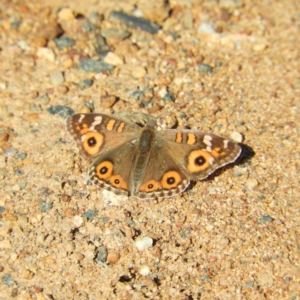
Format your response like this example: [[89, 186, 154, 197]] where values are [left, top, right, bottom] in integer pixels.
[[0, 0, 299, 299]]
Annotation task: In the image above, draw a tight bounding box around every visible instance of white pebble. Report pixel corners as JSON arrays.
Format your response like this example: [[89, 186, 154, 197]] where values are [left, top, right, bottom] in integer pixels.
[[132, 66, 146, 79], [102, 190, 128, 206], [103, 52, 123, 66], [246, 179, 259, 190], [73, 216, 84, 227], [197, 22, 217, 34], [134, 237, 153, 251], [231, 131, 243, 143], [50, 69, 64, 86], [139, 265, 151, 276], [58, 8, 75, 21], [37, 47, 55, 62]]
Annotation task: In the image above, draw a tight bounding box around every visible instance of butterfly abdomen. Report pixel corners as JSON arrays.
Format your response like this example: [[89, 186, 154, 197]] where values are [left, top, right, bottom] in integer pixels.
[[129, 128, 155, 195]]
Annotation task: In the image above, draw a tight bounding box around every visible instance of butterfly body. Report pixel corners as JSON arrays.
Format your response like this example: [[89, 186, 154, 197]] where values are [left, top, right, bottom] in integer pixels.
[[67, 113, 241, 199]]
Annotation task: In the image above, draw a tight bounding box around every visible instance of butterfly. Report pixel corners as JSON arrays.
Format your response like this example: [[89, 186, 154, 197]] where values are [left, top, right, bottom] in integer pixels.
[[66, 113, 241, 199]]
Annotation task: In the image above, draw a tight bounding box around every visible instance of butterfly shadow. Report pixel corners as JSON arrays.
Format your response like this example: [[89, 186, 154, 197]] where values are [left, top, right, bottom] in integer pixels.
[[186, 143, 255, 192]]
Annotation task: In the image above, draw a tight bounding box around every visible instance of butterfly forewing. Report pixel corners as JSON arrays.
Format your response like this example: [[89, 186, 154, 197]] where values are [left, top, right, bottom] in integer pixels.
[[66, 113, 140, 161], [159, 129, 241, 180]]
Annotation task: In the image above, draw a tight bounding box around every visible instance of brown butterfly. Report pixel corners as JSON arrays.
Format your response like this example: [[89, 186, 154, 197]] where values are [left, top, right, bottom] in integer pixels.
[[66, 113, 241, 199]]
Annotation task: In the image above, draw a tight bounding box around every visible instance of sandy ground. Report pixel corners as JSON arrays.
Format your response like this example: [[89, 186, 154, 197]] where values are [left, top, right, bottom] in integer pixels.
[[0, 0, 299, 299]]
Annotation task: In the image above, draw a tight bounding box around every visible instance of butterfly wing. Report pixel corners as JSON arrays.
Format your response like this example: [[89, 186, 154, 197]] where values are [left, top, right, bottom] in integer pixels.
[[135, 129, 241, 199], [66, 113, 140, 161], [88, 142, 139, 197], [159, 129, 241, 180], [134, 145, 191, 199]]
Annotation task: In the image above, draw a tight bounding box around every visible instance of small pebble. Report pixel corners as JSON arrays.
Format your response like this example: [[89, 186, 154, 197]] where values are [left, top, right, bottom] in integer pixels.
[[198, 63, 213, 73], [106, 252, 120, 265], [134, 237, 153, 251], [36, 234, 45, 244], [47, 105, 74, 118], [110, 11, 161, 34], [197, 22, 217, 34], [100, 28, 130, 40], [58, 8, 75, 21], [0, 82, 7, 89], [2, 274, 15, 286], [39, 201, 53, 212], [18, 216, 28, 227], [0, 240, 12, 249], [219, 0, 244, 9], [72, 252, 85, 262], [102, 189, 127, 205], [81, 210, 97, 221], [252, 43, 267, 52], [260, 215, 274, 223], [54, 37, 75, 50], [50, 69, 64, 86], [89, 11, 102, 26], [245, 179, 259, 190], [139, 265, 151, 276], [102, 52, 123, 66], [73, 216, 84, 227], [0, 133, 9, 142], [36, 47, 55, 61], [4, 148, 17, 156], [231, 131, 243, 143], [100, 95, 116, 108], [79, 79, 93, 90], [56, 85, 69, 94], [96, 246, 107, 264], [78, 58, 114, 73], [132, 66, 147, 79], [162, 92, 175, 102]]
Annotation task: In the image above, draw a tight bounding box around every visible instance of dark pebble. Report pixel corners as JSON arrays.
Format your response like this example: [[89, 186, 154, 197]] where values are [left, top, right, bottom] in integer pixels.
[[82, 210, 97, 221], [110, 11, 161, 34], [14, 169, 23, 175], [47, 105, 75, 119], [54, 37, 75, 50], [84, 100, 94, 111], [260, 215, 274, 223], [82, 21, 95, 33], [181, 227, 192, 238], [79, 79, 94, 90], [162, 92, 175, 102], [99, 217, 109, 224], [39, 201, 53, 212], [198, 63, 213, 73], [95, 34, 111, 55], [0, 206, 5, 213], [131, 89, 144, 100], [78, 58, 114, 73], [18, 152, 27, 160], [96, 246, 107, 264], [18, 182, 27, 190], [2, 274, 16, 286]]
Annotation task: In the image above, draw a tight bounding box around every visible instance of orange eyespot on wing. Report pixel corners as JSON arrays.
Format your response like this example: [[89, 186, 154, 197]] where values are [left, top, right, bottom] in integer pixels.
[[110, 175, 128, 189], [82, 132, 104, 156], [140, 180, 161, 192], [161, 171, 182, 189], [187, 149, 214, 173], [96, 161, 113, 179]]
